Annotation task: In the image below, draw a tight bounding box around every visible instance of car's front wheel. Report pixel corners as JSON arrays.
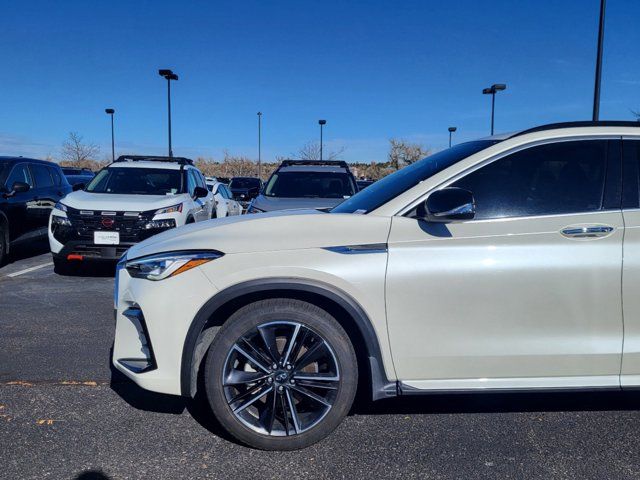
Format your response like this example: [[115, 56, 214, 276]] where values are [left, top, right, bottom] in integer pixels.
[[204, 299, 357, 450]]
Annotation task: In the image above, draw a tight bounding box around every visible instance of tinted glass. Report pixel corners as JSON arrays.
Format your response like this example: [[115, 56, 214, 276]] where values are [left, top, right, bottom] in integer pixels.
[[264, 171, 355, 198], [230, 178, 261, 189], [623, 140, 640, 209], [333, 141, 497, 214], [5, 163, 34, 188], [222, 185, 232, 199], [32, 164, 54, 188], [48, 166, 62, 186], [86, 167, 183, 195], [451, 140, 608, 219]]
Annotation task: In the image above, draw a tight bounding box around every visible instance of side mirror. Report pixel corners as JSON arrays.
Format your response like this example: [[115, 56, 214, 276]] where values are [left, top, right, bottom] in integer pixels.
[[12, 181, 30, 194], [72, 182, 85, 191], [424, 187, 475, 222], [194, 186, 209, 199]]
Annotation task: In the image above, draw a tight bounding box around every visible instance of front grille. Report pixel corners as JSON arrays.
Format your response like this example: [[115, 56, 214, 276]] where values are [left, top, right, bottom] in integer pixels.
[[66, 208, 155, 242]]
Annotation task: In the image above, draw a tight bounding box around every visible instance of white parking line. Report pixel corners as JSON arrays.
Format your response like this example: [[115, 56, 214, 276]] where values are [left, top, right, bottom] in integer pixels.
[[5, 262, 54, 278]]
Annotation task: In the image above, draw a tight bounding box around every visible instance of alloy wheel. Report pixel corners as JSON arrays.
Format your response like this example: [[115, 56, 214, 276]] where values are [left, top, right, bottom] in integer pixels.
[[222, 321, 340, 436]]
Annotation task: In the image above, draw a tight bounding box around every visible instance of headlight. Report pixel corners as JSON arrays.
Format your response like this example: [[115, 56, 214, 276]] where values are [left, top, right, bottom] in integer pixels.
[[51, 215, 72, 226], [155, 203, 183, 215], [125, 251, 223, 281], [54, 201, 68, 212]]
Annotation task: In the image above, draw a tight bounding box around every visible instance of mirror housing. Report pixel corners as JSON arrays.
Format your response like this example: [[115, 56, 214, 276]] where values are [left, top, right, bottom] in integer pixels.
[[424, 187, 475, 222], [11, 181, 30, 194], [194, 186, 209, 199], [72, 182, 85, 191]]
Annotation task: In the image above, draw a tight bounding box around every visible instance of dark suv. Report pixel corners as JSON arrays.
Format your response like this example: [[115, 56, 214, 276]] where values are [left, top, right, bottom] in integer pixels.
[[0, 157, 72, 264]]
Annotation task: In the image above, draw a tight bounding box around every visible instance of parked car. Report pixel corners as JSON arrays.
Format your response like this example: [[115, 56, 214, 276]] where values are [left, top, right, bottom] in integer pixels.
[[356, 179, 374, 190], [61, 167, 95, 187], [48, 155, 215, 272], [229, 176, 262, 209], [246, 160, 357, 213], [0, 157, 72, 264], [205, 178, 242, 217], [216, 176, 231, 185], [113, 121, 640, 450]]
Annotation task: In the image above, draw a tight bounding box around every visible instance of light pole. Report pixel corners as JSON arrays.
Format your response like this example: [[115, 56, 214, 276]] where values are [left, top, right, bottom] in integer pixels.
[[318, 119, 326, 160], [482, 83, 507, 135], [158, 69, 179, 157], [448, 126, 457, 148], [592, 0, 606, 121], [257, 112, 262, 179], [105, 108, 115, 162]]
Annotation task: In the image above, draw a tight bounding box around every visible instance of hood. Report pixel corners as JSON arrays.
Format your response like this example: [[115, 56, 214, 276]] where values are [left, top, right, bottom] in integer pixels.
[[60, 190, 186, 212], [251, 195, 347, 212], [127, 209, 391, 259]]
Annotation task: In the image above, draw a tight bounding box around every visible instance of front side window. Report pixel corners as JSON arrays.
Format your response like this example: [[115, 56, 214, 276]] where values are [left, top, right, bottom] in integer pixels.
[[86, 167, 183, 195], [333, 140, 498, 214], [264, 171, 356, 199], [5, 163, 34, 189], [450, 140, 608, 220], [31, 164, 54, 188]]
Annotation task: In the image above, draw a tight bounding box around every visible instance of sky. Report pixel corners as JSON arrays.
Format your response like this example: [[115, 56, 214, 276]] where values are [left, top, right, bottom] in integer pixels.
[[1, 0, 639, 163]]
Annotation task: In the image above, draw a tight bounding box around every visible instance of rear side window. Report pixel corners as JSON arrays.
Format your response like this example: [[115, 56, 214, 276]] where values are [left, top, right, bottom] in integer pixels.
[[623, 140, 640, 209], [31, 164, 54, 188], [450, 140, 608, 219], [5, 163, 34, 189], [48, 166, 62, 186]]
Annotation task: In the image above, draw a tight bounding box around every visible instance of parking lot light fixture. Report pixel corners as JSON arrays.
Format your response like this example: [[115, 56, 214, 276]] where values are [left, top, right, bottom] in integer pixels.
[[105, 108, 115, 162], [158, 69, 179, 157], [318, 119, 327, 160], [482, 83, 507, 135], [448, 126, 457, 148]]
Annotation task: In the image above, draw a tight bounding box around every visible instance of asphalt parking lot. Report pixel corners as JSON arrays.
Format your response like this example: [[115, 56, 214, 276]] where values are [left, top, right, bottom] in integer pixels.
[[3, 242, 640, 479]]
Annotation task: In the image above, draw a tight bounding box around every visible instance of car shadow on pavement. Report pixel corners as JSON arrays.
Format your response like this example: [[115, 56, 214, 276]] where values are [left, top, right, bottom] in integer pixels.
[[354, 389, 640, 416], [3, 238, 50, 265], [55, 261, 117, 277], [74, 470, 112, 480]]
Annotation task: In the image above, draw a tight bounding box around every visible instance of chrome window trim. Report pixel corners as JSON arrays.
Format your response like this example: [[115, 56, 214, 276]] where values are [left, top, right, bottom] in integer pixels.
[[396, 135, 622, 218]]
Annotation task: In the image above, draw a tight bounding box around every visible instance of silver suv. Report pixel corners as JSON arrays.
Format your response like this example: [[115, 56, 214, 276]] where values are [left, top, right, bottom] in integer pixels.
[[246, 160, 357, 213]]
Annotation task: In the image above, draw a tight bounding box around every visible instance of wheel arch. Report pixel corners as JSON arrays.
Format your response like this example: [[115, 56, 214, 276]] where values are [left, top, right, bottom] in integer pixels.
[[180, 278, 397, 401]]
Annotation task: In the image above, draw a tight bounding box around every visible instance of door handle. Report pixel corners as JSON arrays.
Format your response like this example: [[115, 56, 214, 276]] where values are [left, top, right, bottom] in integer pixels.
[[561, 225, 614, 238]]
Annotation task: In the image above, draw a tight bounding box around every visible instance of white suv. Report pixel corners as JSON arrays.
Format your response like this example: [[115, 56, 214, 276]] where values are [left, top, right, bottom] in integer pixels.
[[113, 122, 640, 450], [49, 156, 214, 272]]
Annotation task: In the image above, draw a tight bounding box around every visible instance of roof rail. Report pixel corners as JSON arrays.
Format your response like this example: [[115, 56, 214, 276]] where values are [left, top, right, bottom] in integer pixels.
[[279, 159, 349, 168], [113, 155, 194, 166], [511, 120, 640, 138]]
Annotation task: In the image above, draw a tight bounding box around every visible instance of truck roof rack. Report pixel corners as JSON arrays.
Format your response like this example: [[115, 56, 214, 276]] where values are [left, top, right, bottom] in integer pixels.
[[511, 121, 640, 138], [279, 159, 349, 168], [113, 155, 194, 166]]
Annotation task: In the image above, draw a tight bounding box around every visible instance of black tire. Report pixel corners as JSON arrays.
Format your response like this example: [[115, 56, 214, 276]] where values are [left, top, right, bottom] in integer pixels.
[[0, 223, 7, 266], [211, 208, 218, 219], [204, 299, 358, 450]]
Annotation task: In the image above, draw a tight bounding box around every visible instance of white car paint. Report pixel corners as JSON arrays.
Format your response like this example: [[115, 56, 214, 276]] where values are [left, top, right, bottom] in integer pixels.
[[112, 124, 640, 400], [205, 179, 242, 217], [48, 160, 215, 256]]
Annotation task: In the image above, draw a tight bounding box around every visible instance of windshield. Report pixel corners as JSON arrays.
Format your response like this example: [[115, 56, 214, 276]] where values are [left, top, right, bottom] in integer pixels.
[[265, 171, 356, 198], [85, 167, 184, 195], [332, 140, 498, 213], [230, 178, 260, 189]]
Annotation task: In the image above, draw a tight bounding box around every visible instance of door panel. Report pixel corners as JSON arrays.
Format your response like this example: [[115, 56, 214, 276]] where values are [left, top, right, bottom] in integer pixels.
[[387, 138, 623, 388]]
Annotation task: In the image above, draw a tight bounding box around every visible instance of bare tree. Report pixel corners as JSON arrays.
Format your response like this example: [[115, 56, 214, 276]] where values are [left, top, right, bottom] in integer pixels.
[[292, 141, 345, 161], [60, 132, 100, 167], [388, 138, 430, 170], [633, 109, 640, 121]]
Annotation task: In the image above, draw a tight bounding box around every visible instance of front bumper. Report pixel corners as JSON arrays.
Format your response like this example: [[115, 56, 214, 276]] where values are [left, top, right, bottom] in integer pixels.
[[112, 258, 219, 395]]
